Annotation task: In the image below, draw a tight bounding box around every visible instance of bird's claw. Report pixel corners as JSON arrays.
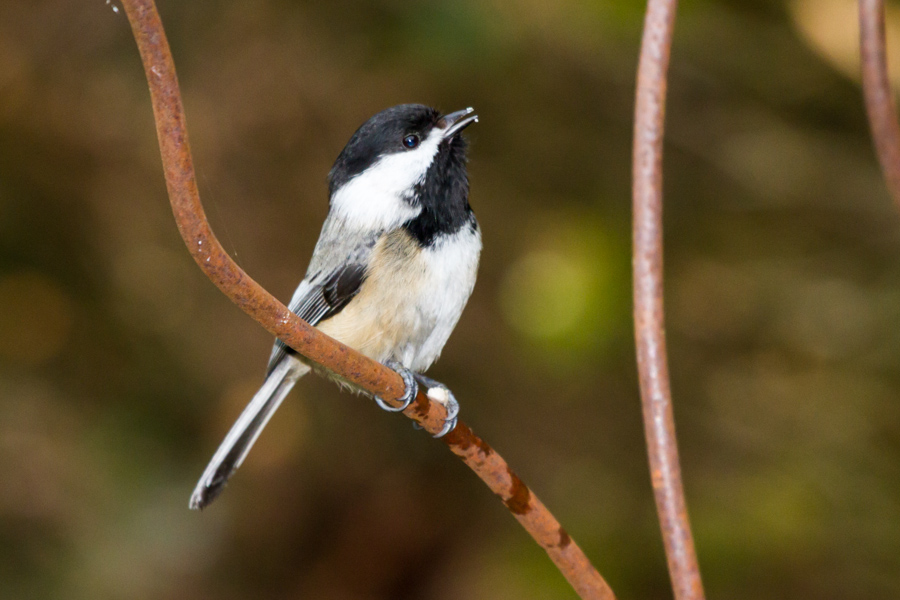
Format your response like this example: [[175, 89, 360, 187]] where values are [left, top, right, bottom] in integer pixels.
[[375, 366, 459, 437], [374, 360, 418, 412]]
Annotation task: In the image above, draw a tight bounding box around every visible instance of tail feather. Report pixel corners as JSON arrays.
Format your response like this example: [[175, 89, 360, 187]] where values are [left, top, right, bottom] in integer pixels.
[[190, 356, 309, 510]]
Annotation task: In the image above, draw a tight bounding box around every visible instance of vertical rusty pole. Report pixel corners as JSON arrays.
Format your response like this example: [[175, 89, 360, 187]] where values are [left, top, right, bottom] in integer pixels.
[[632, 0, 706, 599], [860, 0, 900, 211]]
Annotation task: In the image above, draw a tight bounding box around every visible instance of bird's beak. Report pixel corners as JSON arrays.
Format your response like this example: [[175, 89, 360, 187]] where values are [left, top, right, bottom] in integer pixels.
[[442, 107, 478, 139]]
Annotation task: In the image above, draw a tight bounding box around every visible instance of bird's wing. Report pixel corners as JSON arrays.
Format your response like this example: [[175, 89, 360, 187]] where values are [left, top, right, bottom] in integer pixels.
[[266, 220, 379, 375]]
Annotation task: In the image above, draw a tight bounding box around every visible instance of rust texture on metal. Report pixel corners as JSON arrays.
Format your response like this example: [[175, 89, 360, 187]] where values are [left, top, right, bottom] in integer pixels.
[[632, 0, 706, 599], [443, 423, 615, 599], [860, 0, 900, 210], [121, 1, 615, 597]]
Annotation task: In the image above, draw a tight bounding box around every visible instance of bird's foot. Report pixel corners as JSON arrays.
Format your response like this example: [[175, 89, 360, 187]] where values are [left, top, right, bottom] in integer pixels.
[[413, 374, 459, 438], [374, 360, 418, 413]]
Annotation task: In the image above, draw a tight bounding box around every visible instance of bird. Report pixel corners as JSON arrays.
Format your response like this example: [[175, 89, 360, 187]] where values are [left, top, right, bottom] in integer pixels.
[[190, 104, 481, 510]]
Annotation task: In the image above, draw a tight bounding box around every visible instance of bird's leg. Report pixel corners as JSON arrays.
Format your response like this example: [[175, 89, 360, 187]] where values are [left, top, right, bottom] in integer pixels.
[[373, 360, 418, 412], [413, 373, 459, 438]]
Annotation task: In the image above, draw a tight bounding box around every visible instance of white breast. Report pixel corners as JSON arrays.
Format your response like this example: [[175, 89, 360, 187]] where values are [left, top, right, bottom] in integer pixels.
[[405, 224, 482, 370], [316, 224, 481, 372]]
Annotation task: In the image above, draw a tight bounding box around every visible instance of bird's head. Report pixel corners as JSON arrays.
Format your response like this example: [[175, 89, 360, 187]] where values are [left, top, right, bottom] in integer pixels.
[[328, 104, 478, 231]]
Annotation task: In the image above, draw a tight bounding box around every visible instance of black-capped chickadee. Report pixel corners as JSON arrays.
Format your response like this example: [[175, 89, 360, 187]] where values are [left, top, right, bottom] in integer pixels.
[[190, 104, 481, 510]]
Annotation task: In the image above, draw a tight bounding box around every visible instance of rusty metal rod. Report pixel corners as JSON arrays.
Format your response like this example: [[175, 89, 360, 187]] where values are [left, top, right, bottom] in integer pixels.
[[120, 0, 615, 597], [860, 0, 900, 210], [632, 0, 706, 599]]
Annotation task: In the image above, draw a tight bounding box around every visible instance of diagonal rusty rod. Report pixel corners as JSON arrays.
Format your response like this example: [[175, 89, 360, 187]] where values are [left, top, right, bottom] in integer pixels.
[[120, 0, 615, 597], [860, 0, 900, 210], [632, 0, 706, 599]]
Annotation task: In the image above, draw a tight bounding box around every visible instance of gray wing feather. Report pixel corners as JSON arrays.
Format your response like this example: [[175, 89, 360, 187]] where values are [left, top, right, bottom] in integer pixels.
[[266, 217, 380, 375]]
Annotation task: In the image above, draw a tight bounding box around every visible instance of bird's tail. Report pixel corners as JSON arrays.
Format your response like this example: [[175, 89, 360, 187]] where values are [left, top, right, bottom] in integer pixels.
[[189, 356, 310, 510]]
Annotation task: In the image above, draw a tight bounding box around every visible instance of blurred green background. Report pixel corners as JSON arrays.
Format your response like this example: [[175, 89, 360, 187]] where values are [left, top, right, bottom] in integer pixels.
[[2, 0, 900, 598]]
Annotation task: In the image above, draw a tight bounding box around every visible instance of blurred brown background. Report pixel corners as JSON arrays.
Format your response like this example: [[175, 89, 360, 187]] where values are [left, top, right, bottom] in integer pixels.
[[2, 0, 900, 598]]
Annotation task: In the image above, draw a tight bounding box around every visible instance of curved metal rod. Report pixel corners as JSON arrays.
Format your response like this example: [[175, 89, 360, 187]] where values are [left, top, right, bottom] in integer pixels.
[[120, 1, 615, 597], [632, 0, 706, 599], [860, 0, 900, 209]]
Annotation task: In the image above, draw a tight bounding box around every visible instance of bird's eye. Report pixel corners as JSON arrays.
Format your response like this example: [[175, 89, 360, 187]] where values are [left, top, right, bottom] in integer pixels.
[[402, 134, 420, 149]]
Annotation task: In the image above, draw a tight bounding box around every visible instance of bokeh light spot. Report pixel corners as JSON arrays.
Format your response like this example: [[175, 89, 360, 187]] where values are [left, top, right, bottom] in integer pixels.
[[500, 250, 591, 340], [498, 216, 624, 358]]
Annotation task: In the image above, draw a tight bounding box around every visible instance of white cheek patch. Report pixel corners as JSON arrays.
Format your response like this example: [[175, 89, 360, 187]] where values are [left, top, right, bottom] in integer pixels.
[[330, 128, 446, 230]]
